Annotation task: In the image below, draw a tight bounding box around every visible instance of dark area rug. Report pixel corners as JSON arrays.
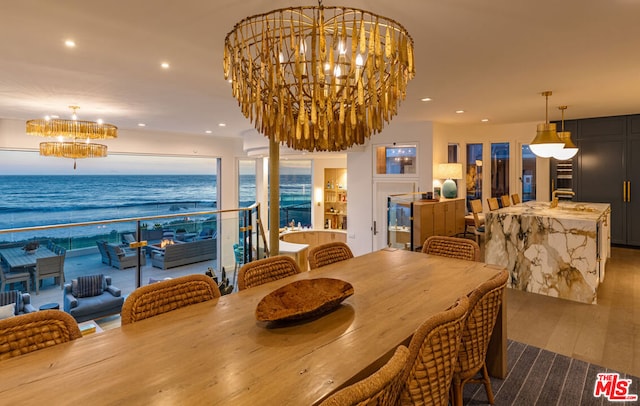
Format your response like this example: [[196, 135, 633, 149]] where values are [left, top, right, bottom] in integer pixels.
[[463, 340, 640, 405]]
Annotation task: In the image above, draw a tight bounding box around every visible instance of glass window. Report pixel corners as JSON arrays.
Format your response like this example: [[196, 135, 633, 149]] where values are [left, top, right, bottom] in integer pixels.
[[279, 160, 312, 228], [0, 150, 219, 229], [238, 159, 256, 208], [521, 145, 536, 202], [466, 144, 483, 209], [448, 144, 459, 163], [491, 142, 509, 200], [375, 145, 417, 175]]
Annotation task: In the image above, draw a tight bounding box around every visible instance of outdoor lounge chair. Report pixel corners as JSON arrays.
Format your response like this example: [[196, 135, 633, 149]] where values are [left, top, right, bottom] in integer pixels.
[[63, 274, 124, 322], [106, 243, 146, 269], [0, 290, 36, 316], [96, 240, 111, 266]]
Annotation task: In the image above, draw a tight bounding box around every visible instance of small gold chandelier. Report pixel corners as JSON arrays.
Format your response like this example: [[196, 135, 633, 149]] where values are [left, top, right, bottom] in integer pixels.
[[26, 106, 117, 168], [224, 2, 415, 152]]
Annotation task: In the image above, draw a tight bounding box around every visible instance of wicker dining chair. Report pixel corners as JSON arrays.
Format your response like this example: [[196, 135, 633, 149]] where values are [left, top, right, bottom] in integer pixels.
[[500, 195, 511, 208], [121, 274, 221, 325], [470, 199, 485, 245], [421, 236, 481, 262], [0, 310, 82, 361], [308, 242, 354, 270], [486, 197, 500, 211], [511, 193, 521, 205], [400, 296, 470, 406], [320, 345, 410, 406], [451, 269, 509, 406], [237, 255, 301, 291]]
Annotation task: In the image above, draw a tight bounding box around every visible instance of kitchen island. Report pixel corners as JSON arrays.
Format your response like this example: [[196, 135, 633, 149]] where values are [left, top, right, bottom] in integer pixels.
[[485, 201, 610, 304]]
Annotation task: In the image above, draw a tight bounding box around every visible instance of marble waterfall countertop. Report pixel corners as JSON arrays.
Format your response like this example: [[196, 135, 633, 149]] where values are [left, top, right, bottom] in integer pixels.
[[485, 201, 611, 304]]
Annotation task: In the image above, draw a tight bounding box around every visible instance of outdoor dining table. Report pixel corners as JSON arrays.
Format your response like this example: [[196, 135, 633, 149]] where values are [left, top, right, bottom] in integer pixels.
[[0, 246, 57, 271], [0, 248, 506, 405]]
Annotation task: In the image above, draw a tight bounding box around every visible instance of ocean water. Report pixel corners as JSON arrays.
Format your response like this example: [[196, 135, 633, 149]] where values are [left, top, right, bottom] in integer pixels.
[[0, 174, 312, 239], [0, 175, 216, 232]]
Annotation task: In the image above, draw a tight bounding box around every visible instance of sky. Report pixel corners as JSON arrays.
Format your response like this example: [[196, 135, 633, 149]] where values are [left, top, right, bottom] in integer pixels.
[[0, 150, 217, 175]]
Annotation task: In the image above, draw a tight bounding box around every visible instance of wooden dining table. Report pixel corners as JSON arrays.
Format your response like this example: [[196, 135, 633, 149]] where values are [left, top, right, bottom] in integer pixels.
[[0, 248, 506, 405]]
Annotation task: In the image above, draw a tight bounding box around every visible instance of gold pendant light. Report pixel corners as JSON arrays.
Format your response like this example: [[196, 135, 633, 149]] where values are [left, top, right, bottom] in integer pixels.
[[552, 105, 578, 160], [530, 91, 564, 158]]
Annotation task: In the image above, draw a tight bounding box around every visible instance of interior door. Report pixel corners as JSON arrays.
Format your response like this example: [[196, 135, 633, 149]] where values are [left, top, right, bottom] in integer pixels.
[[372, 181, 416, 251], [626, 122, 640, 246], [578, 138, 625, 244]]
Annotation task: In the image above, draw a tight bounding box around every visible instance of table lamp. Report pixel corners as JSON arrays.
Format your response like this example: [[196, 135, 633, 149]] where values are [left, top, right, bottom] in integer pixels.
[[437, 163, 463, 198]]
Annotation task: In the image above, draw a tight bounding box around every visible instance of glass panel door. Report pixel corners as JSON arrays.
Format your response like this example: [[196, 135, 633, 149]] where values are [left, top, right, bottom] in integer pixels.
[[521, 145, 536, 202], [466, 144, 483, 212], [490, 142, 509, 201]]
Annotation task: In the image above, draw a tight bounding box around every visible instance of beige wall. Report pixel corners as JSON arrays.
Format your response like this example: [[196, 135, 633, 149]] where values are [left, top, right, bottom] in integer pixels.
[[347, 120, 434, 255]]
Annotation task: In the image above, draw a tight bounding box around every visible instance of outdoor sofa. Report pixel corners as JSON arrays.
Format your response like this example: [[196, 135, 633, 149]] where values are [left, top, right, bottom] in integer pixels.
[[151, 238, 216, 269]]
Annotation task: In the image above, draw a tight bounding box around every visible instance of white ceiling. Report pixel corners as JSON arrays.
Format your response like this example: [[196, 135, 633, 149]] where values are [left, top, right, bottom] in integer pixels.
[[1, 0, 640, 141]]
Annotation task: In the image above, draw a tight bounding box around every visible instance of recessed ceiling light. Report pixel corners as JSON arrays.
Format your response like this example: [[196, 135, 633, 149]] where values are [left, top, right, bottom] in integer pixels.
[[227, 79, 233, 84], [138, 123, 146, 127], [481, 118, 489, 122], [64, 39, 76, 48], [50, 115, 59, 119], [218, 123, 226, 127], [420, 97, 432, 102], [205, 130, 212, 134], [161, 62, 170, 69], [455, 110, 465, 114], [97, 119, 104, 124]]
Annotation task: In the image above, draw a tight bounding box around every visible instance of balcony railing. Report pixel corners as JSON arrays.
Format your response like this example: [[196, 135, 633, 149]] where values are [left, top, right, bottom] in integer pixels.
[[0, 204, 265, 309]]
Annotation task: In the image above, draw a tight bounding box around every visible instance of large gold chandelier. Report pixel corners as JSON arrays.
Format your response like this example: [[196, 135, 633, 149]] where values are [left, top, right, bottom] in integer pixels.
[[26, 106, 117, 168], [224, 2, 415, 152]]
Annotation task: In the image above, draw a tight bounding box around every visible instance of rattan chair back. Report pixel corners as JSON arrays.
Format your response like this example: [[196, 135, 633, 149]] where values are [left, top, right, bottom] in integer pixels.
[[500, 195, 511, 208], [511, 193, 521, 205], [452, 269, 509, 406], [121, 274, 221, 325], [237, 255, 301, 291], [486, 197, 499, 211], [400, 296, 469, 406], [320, 345, 410, 406], [0, 310, 81, 361], [308, 242, 354, 270], [469, 199, 485, 245], [421, 236, 481, 262]]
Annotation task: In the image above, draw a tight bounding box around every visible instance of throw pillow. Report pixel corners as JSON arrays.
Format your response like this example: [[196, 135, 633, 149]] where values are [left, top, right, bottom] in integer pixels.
[[73, 274, 105, 298], [0, 303, 15, 320]]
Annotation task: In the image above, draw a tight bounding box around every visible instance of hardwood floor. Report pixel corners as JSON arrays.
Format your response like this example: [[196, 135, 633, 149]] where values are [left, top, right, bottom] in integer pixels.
[[506, 246, 640, 377]]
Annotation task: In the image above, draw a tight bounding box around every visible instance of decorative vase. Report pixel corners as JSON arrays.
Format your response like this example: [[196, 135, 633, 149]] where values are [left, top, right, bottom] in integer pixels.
[[442, 179, 458, 198]]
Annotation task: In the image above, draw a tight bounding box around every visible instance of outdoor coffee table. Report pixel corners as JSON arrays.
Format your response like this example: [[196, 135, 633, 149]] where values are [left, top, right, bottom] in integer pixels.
[[38, 303, 60, 311]]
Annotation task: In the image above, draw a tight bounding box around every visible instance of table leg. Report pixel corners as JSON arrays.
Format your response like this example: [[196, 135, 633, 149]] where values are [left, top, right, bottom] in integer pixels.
[[486, 288, 507, 378]]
